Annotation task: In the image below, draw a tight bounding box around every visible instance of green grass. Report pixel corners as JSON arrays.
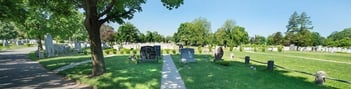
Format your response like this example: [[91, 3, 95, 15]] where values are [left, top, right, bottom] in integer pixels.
[[37, 55, 91, 70], [58, 55, 163, 89], [171, 54, 344, 89]]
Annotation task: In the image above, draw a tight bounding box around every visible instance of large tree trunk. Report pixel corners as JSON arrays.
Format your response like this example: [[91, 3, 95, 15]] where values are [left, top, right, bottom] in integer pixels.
[[83, 0, 105, 76], [37, 35, 43, 50]]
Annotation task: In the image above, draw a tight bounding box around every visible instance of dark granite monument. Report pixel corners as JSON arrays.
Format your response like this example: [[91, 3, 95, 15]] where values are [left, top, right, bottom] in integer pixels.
[[214, 47, 224, 62], [140, 46, 157, 62]]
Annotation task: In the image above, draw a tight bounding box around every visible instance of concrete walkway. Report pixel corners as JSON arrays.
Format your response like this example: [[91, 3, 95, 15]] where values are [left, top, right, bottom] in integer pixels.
[[161, 55, 186, 89]]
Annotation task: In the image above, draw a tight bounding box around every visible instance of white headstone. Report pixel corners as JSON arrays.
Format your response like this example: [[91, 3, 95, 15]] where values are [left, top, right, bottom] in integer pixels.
[[45, 34, 54, 57], [2, 40, 9, 47], [75, 40, 82, 53]]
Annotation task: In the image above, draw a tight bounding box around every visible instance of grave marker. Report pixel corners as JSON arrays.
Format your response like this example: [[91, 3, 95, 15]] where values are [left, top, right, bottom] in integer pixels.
[[180, 48, 195, 63]]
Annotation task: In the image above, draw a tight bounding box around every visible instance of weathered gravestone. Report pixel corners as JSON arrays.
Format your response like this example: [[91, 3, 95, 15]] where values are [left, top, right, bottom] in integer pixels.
[[267, 60, 274, 71], [315, 71, 327, 85], [140, 46, 157, 62], [3, 40, 9, 47], [45, 34, 54, 57], [180, 48, 195, 63], [74, 40, 82, 53], [214, 47, 224, 62], [245, 56, 250, 64], [16, 40, 23, 46]]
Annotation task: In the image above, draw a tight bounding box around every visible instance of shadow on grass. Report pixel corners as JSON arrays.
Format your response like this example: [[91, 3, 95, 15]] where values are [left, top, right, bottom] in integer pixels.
[[59, 55, 163, 89], [171, 54, 338, 89], [37, 55, 91, 70]]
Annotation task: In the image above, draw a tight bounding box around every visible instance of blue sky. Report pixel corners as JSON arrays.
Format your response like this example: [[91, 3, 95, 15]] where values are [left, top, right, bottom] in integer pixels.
[[109, 0, 351, 37]]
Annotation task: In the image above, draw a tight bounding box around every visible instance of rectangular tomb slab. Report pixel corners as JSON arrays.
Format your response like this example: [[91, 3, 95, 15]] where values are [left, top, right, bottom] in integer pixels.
[[180, 48, 195, 63]]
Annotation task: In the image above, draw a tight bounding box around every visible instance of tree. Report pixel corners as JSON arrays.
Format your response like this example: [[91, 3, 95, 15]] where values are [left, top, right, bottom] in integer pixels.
[[100, 24, 115, 43], [325, 28, 351, 47], [217, 20, 235, 46], [267, 32, 284, 45], [285, 11, 313, 46], [174, 17, 211, 46], [295, 29, 312, 46], [116, 22, 140, 44], [21, 0, 184, 76], [232, 26, 249, 45], [311, 32, 324, 46], [0, 22, 19, 44], [145, 31, 164, 42], [250, 35, 266, 45], [174, 22, 192, 45]]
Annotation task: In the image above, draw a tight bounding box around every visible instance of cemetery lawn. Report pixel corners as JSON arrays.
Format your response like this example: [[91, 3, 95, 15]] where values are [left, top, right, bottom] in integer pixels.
[[171, 50, 351, 89], [32, 54, 91, 70], [58, 55, 163, 89]]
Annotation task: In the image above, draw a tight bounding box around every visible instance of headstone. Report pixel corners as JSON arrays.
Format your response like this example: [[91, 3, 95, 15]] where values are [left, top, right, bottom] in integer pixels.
[[267, 60, 274, 71], [154, 45, 161, 57], [315, 71, 326, 85], [16, 40, 23, 46], [178, 44, 183, 51], [2, 40, 9, 47], [214, 47, 224, 62], [75, 40, 82, 53], [230, 53, 234, 60], [36, 47, 44, 58], [245, 56, 250, 64], [180, 48, 195, 63], [44, 34, 54, 57], [140, 46, 157, 62]]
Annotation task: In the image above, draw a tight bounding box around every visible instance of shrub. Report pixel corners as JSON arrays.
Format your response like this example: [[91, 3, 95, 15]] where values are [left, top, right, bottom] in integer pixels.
[[112, 49, 117, 54], [132, 49, 137, 55], [277, 45, 283, 52], [165, 49, 170, 54], [239, 46, 243, 52], [25, 43, 32, 47], [104, 49, 110, 54], [215, 61, 230, 66], [229, 46, 234, 51], [125, 49, 131, 54], [208, 45, 213, 52], [261, 46, 266, 52], [83, 50, 88, 55], [120, 49, 125, 54], [172, 49, 176, 54], [58, 40, 65, 43], [197, 46, 202, 54]]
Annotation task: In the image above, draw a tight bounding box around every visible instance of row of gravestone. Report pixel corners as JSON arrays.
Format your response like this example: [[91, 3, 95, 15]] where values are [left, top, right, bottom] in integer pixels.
[[37, 34, 82, 58], [180, 46, 329, 85], [1, 39, 35, 47]]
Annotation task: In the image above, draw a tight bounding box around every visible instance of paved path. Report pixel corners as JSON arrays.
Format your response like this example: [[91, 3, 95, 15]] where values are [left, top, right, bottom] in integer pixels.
[[161, 55, 186, 89], [0, 47, 89, 89]]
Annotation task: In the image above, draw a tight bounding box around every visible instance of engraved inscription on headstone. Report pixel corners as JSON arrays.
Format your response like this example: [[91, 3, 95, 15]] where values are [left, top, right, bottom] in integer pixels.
[[140, 46, 157, 62]]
